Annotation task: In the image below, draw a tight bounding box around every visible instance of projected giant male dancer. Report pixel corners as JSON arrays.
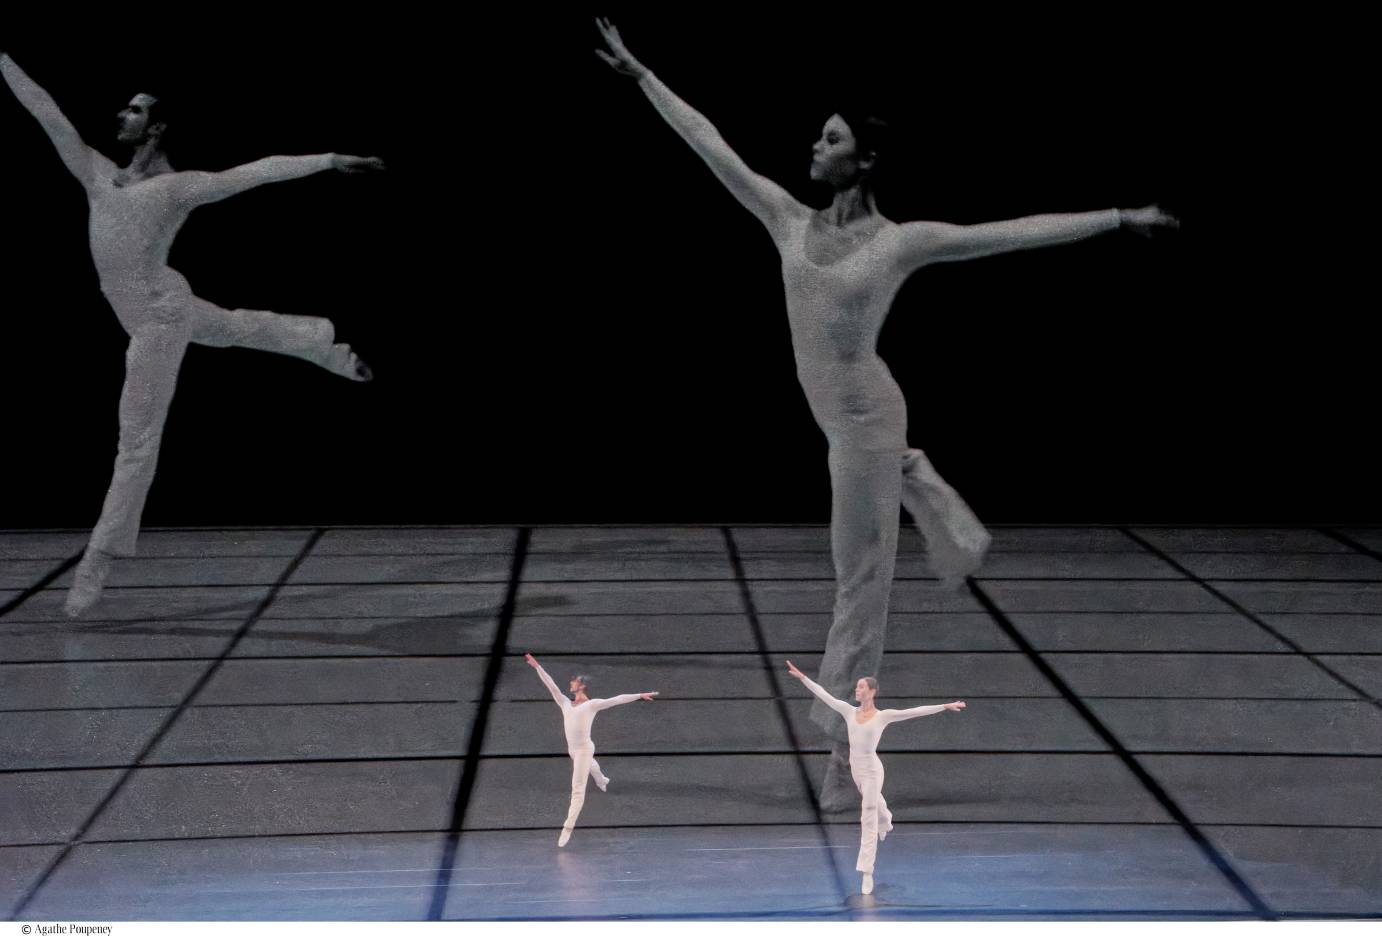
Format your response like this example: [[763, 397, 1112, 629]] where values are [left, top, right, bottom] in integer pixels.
[[1, 52, 385, 616]]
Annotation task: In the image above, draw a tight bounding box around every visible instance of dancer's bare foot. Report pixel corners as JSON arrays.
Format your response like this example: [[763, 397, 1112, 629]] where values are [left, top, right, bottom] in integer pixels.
[[64, 548, 113, 618], [861, 873, 874, 895], [558, 828, 572, 847], [596, 777, 609, 793], [324, 343, 373, 382]]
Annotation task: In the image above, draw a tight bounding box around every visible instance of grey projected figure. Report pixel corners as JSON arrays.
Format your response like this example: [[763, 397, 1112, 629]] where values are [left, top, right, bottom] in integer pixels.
[[525, 653, 659, 847], [0, 53, 384, 617], [786, 660, 965, 895], [594, 20, 1176, 805]]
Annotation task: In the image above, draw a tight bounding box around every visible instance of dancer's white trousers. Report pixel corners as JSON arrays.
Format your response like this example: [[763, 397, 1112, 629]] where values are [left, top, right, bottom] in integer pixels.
[[851, 755, 892, 874], [563, 744, 609, 831]]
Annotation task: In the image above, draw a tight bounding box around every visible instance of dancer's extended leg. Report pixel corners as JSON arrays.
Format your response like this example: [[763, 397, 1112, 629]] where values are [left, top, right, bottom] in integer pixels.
[[589, 757, 609, 793], [188, 298, 371, 381], [855, 765, 885, 878], [70, 323, 190, 616], [900, 448, 990, 588], [560, 747, 595, 845]]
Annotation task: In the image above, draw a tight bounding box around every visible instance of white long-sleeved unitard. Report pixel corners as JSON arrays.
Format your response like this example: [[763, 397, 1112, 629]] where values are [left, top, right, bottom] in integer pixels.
[[533, 664, 641, 832], [800, 675, 947, 873], [1, 55, 353, 560], [635, 72, 1120, 743]]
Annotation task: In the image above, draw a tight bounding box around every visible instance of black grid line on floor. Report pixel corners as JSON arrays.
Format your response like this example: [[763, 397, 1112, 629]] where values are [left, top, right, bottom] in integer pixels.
[[9, 529, 325, 918], [1122, 528, 1382, 710], [966, 579, 1276, 920], [723, 527, 850, 901], [1321, 527, 1382, 564], [0, 552, 83, 619], [427, 527, 530, 921]]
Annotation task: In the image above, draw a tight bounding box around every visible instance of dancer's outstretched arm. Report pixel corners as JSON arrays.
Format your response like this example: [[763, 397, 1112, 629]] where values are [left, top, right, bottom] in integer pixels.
[[880, 700, 965, 724], [525, 653, 571, 709], [896, 206, 1177, 270], [591, 691, 659, 711], [785, 660, 853, 717], [595, 18, 804, 237], [175, 153, 385, 207], [0, 53, 114, 188]]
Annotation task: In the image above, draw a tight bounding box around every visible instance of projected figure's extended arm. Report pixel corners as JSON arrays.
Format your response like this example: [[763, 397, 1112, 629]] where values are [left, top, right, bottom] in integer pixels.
[[0, 52, 115, 188], [896, 205, 1177, 271], [174, 153, 385, 207], [595, 18, 804, 237]]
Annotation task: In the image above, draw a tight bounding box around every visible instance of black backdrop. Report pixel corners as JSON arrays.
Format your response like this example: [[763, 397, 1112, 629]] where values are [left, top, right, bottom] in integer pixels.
[[1, 15, 1373, 527]]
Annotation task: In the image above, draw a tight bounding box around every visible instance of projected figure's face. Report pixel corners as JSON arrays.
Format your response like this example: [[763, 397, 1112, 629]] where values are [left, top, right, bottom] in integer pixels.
[[569, 677, 587, 696], [810, 114, 866, 187], [117, 93, 160, 144], [855, 677, 877, 705]]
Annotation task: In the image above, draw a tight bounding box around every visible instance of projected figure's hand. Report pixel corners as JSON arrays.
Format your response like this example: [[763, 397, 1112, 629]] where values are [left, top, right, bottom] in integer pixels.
[[332, 154, 386, 173], [595, 18, 649, 80], [1119, 204, 1178, 237]]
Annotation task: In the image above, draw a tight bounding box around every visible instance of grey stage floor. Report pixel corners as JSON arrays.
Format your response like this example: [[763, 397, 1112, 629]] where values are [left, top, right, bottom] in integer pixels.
[[2, 524, 1380, 921]]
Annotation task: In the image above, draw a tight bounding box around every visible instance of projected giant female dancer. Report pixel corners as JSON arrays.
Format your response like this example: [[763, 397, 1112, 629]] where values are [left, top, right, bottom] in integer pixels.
[[0, 52, 385, 617], [594, 20, 1175, 800], [525, 653, 659, 847]]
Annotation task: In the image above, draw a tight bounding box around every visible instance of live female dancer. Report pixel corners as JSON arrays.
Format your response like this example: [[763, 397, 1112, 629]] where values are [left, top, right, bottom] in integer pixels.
[[594, 20, 1175, 797], [525, 652, 659, 846], [786, 659, 964, 894]]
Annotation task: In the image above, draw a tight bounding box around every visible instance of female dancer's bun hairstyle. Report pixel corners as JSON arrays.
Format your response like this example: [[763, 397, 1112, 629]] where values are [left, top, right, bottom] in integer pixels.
[[833, 109, 891, 172], [860, 676, 879, 691]]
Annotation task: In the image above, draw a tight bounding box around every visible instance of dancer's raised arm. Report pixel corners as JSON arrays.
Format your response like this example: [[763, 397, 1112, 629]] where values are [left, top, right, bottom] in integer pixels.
[[525, 653, 571, 709], [0, 53, 114, 188], [880, 700, 965, 724], [174, 153, 385, 208], [591, 691, 659, 711], [786, 660, 853, 717], [896, 205, 1177, 271], [595, 19, 803, 237]]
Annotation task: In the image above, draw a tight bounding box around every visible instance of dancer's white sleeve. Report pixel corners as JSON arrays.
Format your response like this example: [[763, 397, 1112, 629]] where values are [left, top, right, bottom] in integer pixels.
[[636, 72, 803, 237], [533, 664, 571, 710], [880, 704, 948, 724], [0, 54, 113, 188], [590, 694, 643, 712], [798, 676, 854, 718], [174, 154, 337, 207], [894, 209, 1122, 270]]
